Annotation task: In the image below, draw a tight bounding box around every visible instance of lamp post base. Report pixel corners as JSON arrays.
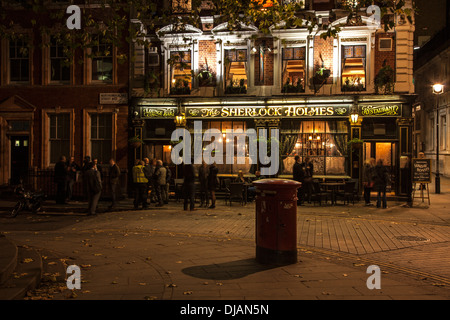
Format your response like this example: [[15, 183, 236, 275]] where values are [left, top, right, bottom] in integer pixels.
[[435, 173, 441, 194]]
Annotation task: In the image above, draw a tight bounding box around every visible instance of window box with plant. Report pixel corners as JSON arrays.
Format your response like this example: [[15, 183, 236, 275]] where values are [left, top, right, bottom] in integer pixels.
[[282, 78, 304, 93], [225, 78, 247, 94], [341, 77, 365, 92], [170, 79, 191, 95]]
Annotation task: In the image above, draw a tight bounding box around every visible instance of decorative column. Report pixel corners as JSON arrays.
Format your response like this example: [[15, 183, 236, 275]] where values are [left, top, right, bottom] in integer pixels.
[[397, 117, 414, 201]]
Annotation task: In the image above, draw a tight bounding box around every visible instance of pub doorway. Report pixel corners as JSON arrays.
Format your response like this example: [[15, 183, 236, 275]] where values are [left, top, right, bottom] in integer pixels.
[[10, 135, 30, 185], [363, 141, 397, 192]]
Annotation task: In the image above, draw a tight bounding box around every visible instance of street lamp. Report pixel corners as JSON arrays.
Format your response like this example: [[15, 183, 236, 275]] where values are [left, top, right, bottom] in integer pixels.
[[432, 83, 444, 194], [349, 105, 359, 124]]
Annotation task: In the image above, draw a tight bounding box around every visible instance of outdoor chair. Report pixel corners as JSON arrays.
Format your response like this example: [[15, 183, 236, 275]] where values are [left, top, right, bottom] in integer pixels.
[[311, 181, 331, 206], [226, 183, 245, 206], [335, 181, 356, 205], [174, 179, 184, 202]]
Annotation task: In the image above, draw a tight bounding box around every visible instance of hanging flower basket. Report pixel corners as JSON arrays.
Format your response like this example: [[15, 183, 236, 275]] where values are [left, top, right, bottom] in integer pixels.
[[129, 136, 144, 148]]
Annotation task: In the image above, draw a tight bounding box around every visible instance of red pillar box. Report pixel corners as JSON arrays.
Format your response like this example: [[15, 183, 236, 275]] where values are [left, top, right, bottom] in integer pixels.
[[253, 179, 301, 265]]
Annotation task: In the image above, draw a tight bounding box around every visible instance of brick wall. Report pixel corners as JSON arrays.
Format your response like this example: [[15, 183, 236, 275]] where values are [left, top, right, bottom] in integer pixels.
[[254, 38, 274, 86], [375, 33, 396, 76], [198, 40, 217, 75], [314, 36, 334, 84]]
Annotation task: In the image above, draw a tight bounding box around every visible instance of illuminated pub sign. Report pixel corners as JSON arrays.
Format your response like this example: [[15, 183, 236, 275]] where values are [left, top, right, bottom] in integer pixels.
[[359, 104, 402, 116], [141, 107, 177, 118], [185, 105, 351, 118]]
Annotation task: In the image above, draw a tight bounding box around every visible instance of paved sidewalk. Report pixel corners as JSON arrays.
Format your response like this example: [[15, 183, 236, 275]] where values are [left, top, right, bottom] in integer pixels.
[[0, 176, 449, 300]]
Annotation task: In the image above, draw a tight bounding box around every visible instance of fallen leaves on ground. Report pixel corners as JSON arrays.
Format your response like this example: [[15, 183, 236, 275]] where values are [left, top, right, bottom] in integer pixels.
[[21, 258, 34, 264]]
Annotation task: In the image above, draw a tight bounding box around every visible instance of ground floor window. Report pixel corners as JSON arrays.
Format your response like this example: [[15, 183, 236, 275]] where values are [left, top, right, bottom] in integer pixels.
[[90, 113, 112, 164], [49, 113, 70, 164], [199, 120, 251, 174], [282, 120, 349, 175]]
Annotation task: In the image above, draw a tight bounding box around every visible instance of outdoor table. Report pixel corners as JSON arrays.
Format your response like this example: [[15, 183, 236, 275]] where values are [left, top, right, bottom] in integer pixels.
[[320, 182, 345, 205]]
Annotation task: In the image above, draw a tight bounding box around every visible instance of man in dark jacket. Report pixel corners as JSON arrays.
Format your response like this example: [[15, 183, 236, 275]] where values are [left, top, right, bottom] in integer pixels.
[[374, 159, 390, 209], [293, 155, 304, 205], [183, 163, 196, 211], [66, 156, 80, 202], [85, 162, 102, 215], [54, 156, 67, 204], [108, 158, 121, 210], [207, 162, 219, 209], [301, 157, 314, 204], [198, 160, 209, 207]]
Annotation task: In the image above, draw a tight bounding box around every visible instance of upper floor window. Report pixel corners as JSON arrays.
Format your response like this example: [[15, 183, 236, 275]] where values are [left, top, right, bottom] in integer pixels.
[[170, 51, 192, 95], [91, 35, 113, 82], [282, 47, 306, 93], [341, 45, 366, 92], [224, 49, 248, 94], [50, 36, 70, 82], [9, 39, 29, 83]]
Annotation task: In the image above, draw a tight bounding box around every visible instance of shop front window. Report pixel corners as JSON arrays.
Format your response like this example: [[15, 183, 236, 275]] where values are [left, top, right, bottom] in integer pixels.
[[200, 121, 250, 174], [225, 49, 248, 94], [170, 51, 192, 95], [282, 120, 349, 175], [282, 47, 306, 93], [341, 45, 366, 92]]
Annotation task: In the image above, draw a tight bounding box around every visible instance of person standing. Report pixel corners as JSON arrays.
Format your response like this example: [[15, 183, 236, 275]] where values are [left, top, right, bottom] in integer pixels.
[[362, 158, 375, 206], [143, 157, 153, 205], [293, 155, 304, 205], [81, 156, 91, 201], [93, 158, 103, 180], [85, 161, 102, 215], [301, 157, 314, 204], [182, 162, 196, 211], [54, 156, 67, 204], [108, 158, 121, 210], [207, 162, 219, 209], [66, 156, 80, 202], [198, 160, 209, 208], [155, 160, 166, 207], [132, 160, 148, 210], [163, 162, 172, 204], [374, 159, 390, 209]]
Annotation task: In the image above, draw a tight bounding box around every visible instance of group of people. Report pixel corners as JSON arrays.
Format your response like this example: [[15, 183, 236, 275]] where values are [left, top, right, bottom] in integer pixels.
[[362, 158, 391, 209], [183, 161, 218, 211], [182, 161, 265, 211], [54, 156, 121, 215], [132, 158, 171, 210], [292, 156, 314, 205]]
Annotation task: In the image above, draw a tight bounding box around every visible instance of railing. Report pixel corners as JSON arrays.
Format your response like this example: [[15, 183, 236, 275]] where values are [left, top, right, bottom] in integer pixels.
[[24, 167, 128, 200]]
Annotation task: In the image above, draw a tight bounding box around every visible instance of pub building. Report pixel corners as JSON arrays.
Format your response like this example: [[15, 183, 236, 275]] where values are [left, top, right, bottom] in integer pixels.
[[130, 95, 414, 199], [129, 1, 416, 200]]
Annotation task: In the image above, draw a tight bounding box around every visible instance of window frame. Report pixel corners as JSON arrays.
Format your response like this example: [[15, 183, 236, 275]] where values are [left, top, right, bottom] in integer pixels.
[[90, 112, 113, 164], [85, 34, 116, 85], [340, 44, 367, 92], [82, 108, 118, 163], [47, 35, 71, 84], [42, 109, 75, 167], [224, 48, 249, 94], [281, 46, 306, 93], [8, 38, 31, 84], [169, 50, 193, 95]]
